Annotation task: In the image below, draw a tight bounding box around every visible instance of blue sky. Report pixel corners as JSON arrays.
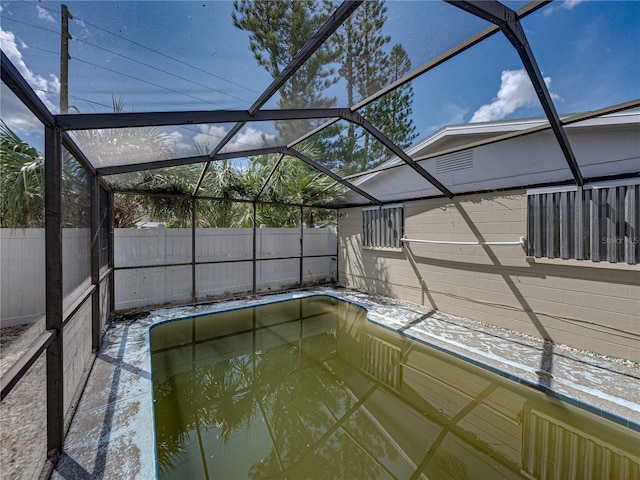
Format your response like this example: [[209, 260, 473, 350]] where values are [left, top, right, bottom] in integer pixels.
[[1, 0, 638, 159]]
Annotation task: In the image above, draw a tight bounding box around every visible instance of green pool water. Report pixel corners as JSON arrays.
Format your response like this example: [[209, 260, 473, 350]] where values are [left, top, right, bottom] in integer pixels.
[[150, 295, 639, 480]]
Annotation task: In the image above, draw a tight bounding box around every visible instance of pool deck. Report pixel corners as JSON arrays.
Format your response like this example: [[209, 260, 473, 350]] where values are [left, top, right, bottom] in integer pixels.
[[52, 287, 640, 479]]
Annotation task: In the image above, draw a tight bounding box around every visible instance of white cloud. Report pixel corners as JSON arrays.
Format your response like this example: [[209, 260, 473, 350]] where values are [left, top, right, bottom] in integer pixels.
[[1, 82, 45, 139], [544, 0, 585, 16], [0, 28, 59, 112], [226, 126, 275, 152], [165, 130, 193, 156], [37, 6, 56, 23], [425, 103, 469, 136], [48, 74, 61, 95], [470, 69, 559, 123], [193, 125, 228, 152], [441, 103, 469, 126], [194, 125, 275, 153]]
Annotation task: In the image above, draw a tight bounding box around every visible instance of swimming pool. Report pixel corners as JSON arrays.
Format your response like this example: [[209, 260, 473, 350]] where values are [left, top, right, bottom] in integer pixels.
[[150, 295, 639, 479]]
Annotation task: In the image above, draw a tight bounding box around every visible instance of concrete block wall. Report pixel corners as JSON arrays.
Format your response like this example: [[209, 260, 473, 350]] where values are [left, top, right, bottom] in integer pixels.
[[338, 190, 640, 362]]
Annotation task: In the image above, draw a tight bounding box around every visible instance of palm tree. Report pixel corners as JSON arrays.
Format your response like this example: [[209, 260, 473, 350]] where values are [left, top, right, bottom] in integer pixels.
[[2, 97, 341, 230], [247, 146, 344, 228], [73, 98, 188, 227], [0, 120, 45, 228], [1, 119, 93, 229]]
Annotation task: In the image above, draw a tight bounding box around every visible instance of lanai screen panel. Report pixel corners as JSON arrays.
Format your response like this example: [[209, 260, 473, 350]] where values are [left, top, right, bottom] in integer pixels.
[[103, 158, 259, 200], [520, 1, 640, 115], [564, 114, 640, 179], [323, 183, 372, 208], [351, 165, 443, 204], [67, 123, 227, 170], [282, 0, 491, 114], [102, 164, 204, 192], [0, 1, 273, 114], [245, 154, 348, 207], [395, 32, 546, 137], [194, 197, 253, 301], [61, 148, 92, 306], [424, 130, 572, 196], [2, 0, 639, 206], [255, 204, 301, 293], [221, 118, 345, 154], [297, 119, 387, 176], [0, 82, 47, 326], [302, 207, 338, 286]]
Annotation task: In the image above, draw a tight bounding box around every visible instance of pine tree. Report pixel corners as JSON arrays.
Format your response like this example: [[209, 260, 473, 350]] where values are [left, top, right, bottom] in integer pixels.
[[232, 0, 339, 143], [349, 0, 390, 172], [368, 43, 417, 165], [330, 0, 416, 172]]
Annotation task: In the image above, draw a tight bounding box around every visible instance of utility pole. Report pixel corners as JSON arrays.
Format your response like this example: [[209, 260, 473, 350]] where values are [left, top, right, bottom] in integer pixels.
[[60, 4, 72, 114]]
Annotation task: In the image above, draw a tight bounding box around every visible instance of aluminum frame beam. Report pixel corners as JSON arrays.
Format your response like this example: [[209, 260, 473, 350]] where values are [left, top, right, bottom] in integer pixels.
[[281, 146, 381, 205], [44, 125, 65, 456], [342, 111, 454, 198], [55, 108, 353, 131], [213, 146, 381, 205], [97, 154, 211, 176], [288, 1, 548, 149], [446, 0, 584, 186], [194, 1, 362, 196]]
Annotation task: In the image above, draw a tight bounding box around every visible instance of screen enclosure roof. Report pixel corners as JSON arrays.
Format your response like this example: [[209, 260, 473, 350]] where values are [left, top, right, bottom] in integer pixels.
[[2, 0, 639, 208]]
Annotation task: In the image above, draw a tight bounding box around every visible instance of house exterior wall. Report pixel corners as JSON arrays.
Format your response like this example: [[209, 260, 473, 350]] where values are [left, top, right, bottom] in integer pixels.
[[338, 190, 640, 362]]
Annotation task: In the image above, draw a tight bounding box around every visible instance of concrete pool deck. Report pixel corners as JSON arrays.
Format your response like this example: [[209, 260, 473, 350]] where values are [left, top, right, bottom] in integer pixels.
[[51, 287, 640, 479]]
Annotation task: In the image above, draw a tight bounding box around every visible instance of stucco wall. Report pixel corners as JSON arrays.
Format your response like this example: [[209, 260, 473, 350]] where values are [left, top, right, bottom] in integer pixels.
[[338, 190, 640, 362]]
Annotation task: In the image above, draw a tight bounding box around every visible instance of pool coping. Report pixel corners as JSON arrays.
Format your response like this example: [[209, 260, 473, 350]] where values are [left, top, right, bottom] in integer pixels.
[[52, 287, 640, 479]]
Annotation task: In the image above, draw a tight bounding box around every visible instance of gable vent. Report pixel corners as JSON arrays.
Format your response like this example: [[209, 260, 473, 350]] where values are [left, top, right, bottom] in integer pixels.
[[435, 150, 474, 174]]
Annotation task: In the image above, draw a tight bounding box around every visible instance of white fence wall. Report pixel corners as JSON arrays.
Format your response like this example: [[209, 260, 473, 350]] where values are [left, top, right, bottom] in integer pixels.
[[2, 227, 338, 325], [1, 228, 92, 327], [114, 226, 337, 311], [1, 229, 46, 327]]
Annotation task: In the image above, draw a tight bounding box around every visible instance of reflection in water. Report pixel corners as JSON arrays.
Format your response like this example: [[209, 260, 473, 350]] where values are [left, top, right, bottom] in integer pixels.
[[151, 297, 639, 480]]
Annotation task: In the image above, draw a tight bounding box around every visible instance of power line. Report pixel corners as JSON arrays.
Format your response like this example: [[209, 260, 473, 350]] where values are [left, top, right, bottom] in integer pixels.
[[12, 1, 262, 100], [25, 44, 228, 109], [1, 16, 59, 35], [33, 87, 114, 110], [70, 56, 228, 109], [72, 16, 262, 96], [72, 37, 251, 105]]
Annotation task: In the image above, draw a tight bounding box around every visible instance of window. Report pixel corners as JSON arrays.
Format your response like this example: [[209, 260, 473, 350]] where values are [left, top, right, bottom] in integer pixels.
[[362, 204, 403, 248], [527, 179, 639, 265]]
